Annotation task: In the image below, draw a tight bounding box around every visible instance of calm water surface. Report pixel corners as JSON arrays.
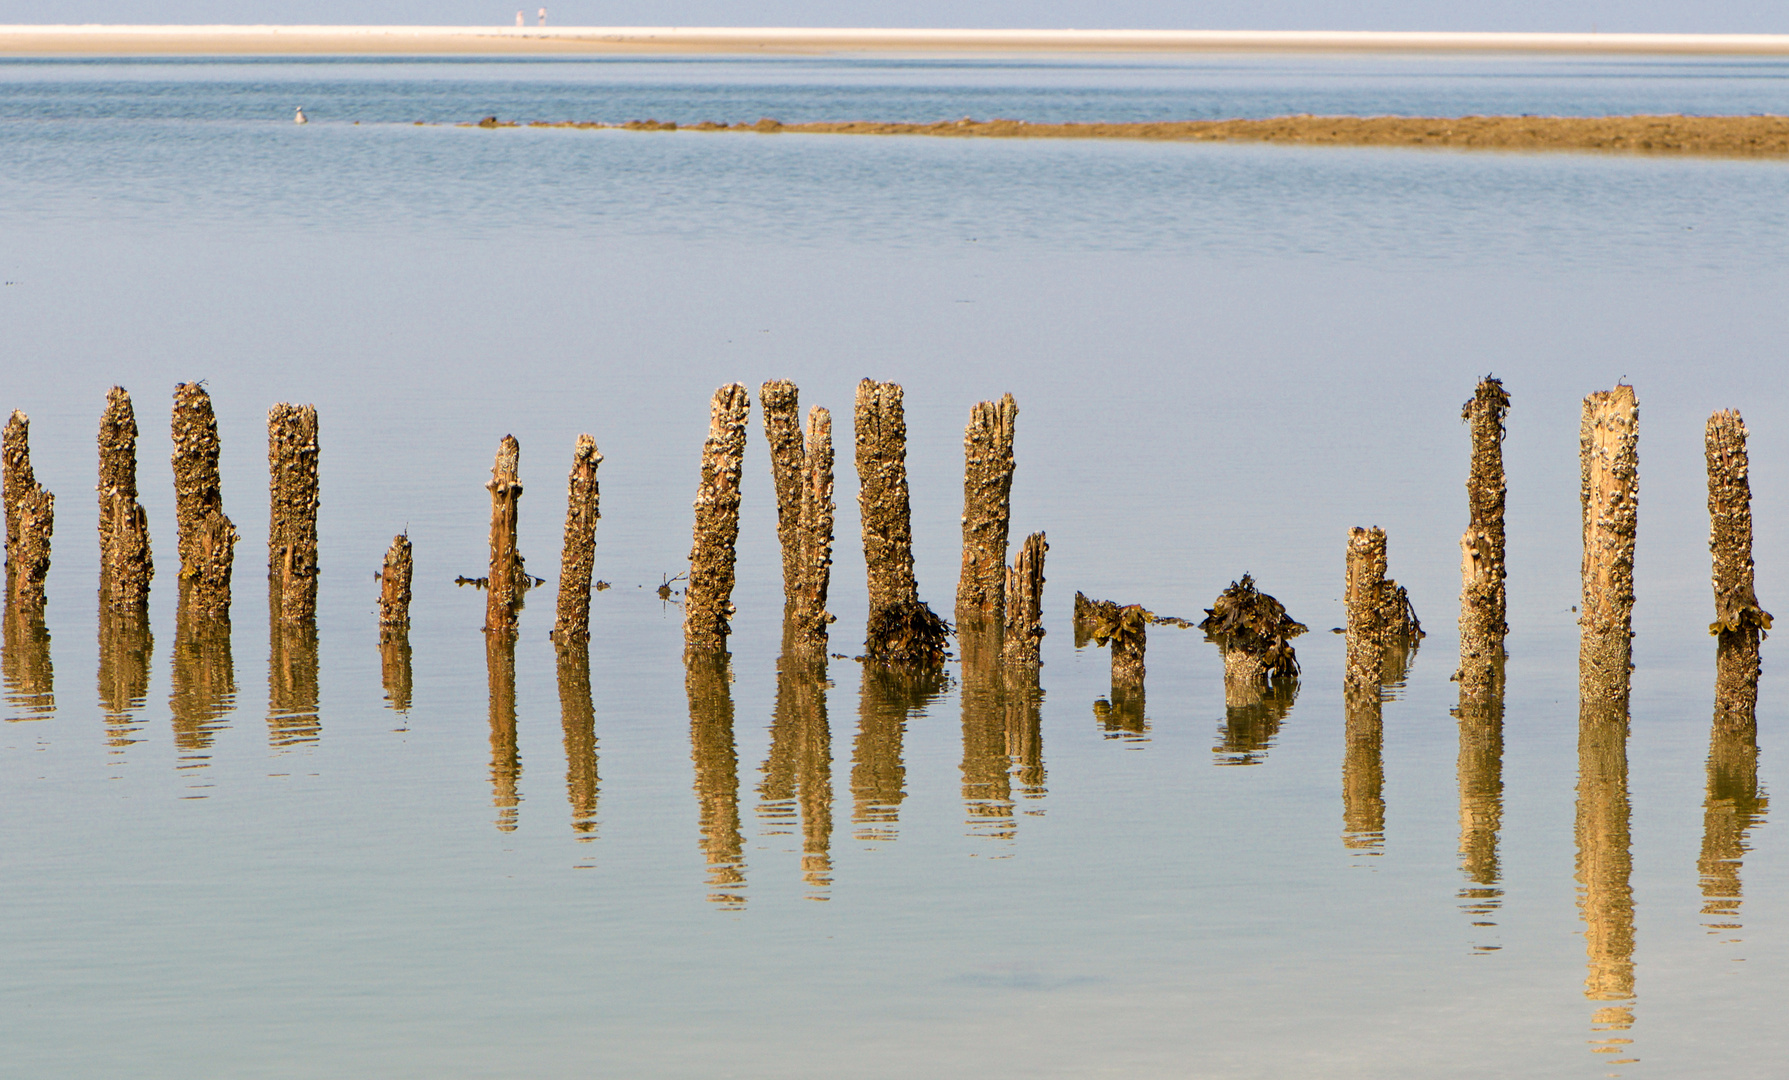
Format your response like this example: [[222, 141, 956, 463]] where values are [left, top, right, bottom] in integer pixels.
[[3, 55, 1789, 1078]]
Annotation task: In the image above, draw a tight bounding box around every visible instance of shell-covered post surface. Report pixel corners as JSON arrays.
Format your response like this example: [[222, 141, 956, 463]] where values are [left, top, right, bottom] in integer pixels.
[[792, 405, 835, 654], [1579, 385, 1639, 705], [3, 411, 54, 613], [1200, 574, 1307, 686], [551, 434, 603, 644], [1344, 526, 1421, 695], [855, 379, 949, 665], [1459, 377, 1511, 691], [956, 393, 1018, 620], [484, 434, 525, 636], [378, 534, 413, 639], [171, 383, 238, 618], [267, 403, 320, 623], [685, 384, 750, 653], [1001, 531, 1046, 666], [1707, 409, 1770, 726], [98, 387, 154, 610], [760, 380, 805, 607]]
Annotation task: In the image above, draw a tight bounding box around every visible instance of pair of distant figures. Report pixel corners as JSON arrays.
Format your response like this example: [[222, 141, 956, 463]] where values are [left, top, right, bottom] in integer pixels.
[[519, 8, 547, 25]]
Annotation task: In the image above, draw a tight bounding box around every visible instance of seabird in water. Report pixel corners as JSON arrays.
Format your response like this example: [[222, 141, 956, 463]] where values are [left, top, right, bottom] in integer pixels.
[[294, 106, 308, 124]]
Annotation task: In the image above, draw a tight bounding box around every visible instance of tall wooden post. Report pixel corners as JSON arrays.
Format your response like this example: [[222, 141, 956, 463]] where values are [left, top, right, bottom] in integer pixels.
[[484, 435, 525, 635], [551, 434, 602, 644], [855, 379, 948, 665], [1706, 410, 1770, 726], [956, 393, 1018, 619], [1579, 385, 1638, 704], [1459, 377, 1510, 692], [685, 384, 749, 652], [171, 383, 237, 618], [267, 403, 320, 622]]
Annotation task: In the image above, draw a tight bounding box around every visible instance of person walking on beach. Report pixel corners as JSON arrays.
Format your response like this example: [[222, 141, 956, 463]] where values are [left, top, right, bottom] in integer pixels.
[[538, 8, 547, 25]]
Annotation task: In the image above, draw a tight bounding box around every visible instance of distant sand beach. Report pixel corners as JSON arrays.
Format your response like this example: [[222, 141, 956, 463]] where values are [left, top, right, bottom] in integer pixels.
[[6, 25, 1789, 57]]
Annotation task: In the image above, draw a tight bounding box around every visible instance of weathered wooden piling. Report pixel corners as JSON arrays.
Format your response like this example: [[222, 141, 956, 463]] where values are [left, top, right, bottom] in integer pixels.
[[1344, 526, 1421, 693], [1093, 602, 1148, 686], [792, 405, 835, 653], [1579, 385, 1639, 704], [171, 383, 238, 618], [760, 380, 805, 605], [856, 379, 950, 665], [1706, 410, 1770, 726], [378, 534, 413, 639], [685, 384, 750, 652], [98, 388, 153, 610], [484, 434, 525, 636], [267, 404, 320, 623], [956, 393, 1018, 619], [551, 434, 603, 644], [3, 411, 54, 614], [1459, 377, 1510, 691], [1001, 532, 1046, 666], [1200, 574, 1307, 686]]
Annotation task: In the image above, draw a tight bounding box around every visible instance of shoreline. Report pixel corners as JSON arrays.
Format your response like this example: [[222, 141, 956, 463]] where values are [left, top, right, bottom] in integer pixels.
[[7, 25, 1789, 57], [488, 114, 1789, 157]]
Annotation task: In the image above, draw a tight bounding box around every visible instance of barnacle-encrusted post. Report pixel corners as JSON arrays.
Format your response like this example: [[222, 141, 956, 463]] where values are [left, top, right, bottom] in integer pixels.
[[1092, 601, 1147, 686], [1344, 526, 1421, 694], [1200, 574, 1307, 686], [793, 405, 835, 654], [855, 379, 949, 665], [1001, 532, 1046, 667], [1459, 377, 1510, 692], [98, 388, 152, 610], [1580, 385, 1638, 705], [171, 383, 237, 618], [1707, 410, 1770, 726], [484, 434, 525, 636], [685, 384, 750, 652], [378, 534, 413, 638], [760, 380, 805, 606], [956, 393, 1018, 619], [267, 403, 320, 623], [3, 411, 54, 614], [551, 434, 603, 644]]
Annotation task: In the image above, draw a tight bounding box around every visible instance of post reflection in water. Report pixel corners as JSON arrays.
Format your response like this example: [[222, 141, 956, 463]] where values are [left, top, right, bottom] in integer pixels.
[[3, 598, 54, 721], [687, 647, 745, 906], [380, 636, 413, 720], [267, 585, 320, 749], [557, 642, 599, 843], [1341, 639, 1416, 854], [168, 593, 235, 775], [97, 598, 153, 752], [1453, 661, 1506, 950], [1094, 683, 1146, 742], [1213, 677, 1297, 766], [853, 662, 947, 842], [1576, 701, 1638, 1066], [759, 622, 832, 896], [486, 633, 521, 832], [959, 620, 1015, 839], [1699, 716, 1768, 945]]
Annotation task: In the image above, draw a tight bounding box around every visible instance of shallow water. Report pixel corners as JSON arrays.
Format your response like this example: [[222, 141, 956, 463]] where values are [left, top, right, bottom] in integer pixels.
[[3, 55, 1789, 1078]]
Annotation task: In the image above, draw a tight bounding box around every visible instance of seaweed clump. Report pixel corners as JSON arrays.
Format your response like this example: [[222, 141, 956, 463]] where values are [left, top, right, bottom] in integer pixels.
[[863, 599, 951, 666], [1199, 574, 1307, 682]]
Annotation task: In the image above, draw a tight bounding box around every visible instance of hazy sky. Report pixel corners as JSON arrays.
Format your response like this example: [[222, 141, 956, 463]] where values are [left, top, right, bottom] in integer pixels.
[[0, 3, 1784, 34]]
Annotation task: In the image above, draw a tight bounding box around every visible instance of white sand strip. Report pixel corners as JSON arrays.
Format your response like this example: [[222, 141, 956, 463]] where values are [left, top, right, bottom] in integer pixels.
[[6, 26, 1789, 57]]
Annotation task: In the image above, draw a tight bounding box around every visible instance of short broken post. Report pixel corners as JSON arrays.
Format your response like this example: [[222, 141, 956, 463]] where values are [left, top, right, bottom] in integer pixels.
[[792, 405, 835, 654], [171, 383, 238, 619], [98, 388, 152, 611], [267, 403, 320, 623], [551, 434, 603, 644], [956, 393, 1018, 621], [1458, 377, 1510, 693], [484, 434, 525, 636], [685, 384, 750, 652], [856, 379, 949, 665], [1201, 574, 1306, 688], [760, 380, 805, 607], [1344, 526, 1421, 694], [1001, 531, 1046, 666], [1580, 385, 1638, 705], [379, 534, 413, 639], [1707, 410, 1770, 726], [3, 411, 54, 615]]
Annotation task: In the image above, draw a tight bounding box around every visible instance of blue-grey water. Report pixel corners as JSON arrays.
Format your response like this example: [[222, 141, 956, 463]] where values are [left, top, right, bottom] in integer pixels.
[[3, 54, 1788, 1078]]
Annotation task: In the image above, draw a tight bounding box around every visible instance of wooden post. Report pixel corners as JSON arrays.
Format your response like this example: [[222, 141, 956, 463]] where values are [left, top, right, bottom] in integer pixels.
[[1459, 377, 1510, 691], [956, 393, 1018, 619], [2, 411, 54, 615], [551, 434, 603, 644], [1200, 574, 1307, 687], [855, 379, 948, 665], [484, 434, 525, 636], [378, 534, 413, 638], [1001, 531, 1046, 666], [685, 384, 750, 652], [267, 403, 320, 623], [793, 405, 835, 654], [1706, 410, 1770, 726], [98, 387, 153, 610], [171, 383, 238, 618], [760, 380, 805, 606], [1345, 526, 1421, 694], [1579, 385, 1638, 704]]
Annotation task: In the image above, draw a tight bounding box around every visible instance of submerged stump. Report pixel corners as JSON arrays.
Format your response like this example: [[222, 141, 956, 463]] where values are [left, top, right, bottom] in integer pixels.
[[855, 379, 949, 665], [1200, 574, 1306, 686], [956, 393, 1018, 620], [1707, 410, 1770, 726], [267, 403, 320, 622], [1580, 385, 1638, 705], [551, 434, 603, 644], [3, 411, 54, 615], [1001, 531, 1046, 667], [484, 434, 525, 636], [1459, 377, 1510, 692], [171, 383, 238, 619], [98, 388, 153, 610], [685, 384, 750, 652]]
